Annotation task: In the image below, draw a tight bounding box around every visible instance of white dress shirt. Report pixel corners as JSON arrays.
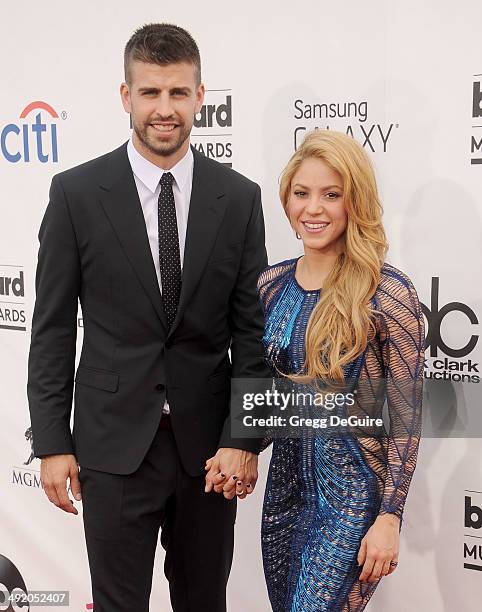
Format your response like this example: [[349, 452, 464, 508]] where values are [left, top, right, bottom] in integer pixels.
[[127, 137, 194, 414], [127, 137, 193, 290]]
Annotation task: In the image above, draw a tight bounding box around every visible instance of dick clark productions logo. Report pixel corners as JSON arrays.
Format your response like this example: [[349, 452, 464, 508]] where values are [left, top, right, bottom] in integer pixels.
[[422, 277, 479, 384], [0, 101, 64, 163]]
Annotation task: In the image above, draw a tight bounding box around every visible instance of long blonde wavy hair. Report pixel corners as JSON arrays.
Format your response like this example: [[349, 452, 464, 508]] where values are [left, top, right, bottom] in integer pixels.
[[280, 130, 388, 382]]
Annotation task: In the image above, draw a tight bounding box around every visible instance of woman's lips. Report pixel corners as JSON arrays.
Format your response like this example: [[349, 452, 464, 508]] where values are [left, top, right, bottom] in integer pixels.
[[301, 221, 330, 233]]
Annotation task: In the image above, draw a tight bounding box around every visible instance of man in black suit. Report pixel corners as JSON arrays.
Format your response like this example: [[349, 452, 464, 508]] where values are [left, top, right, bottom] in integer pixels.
[[27, 23, 269, 612]]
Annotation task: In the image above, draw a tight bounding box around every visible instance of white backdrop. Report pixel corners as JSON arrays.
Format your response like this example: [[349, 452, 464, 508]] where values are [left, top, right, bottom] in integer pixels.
[[1, 1, 481, 610]]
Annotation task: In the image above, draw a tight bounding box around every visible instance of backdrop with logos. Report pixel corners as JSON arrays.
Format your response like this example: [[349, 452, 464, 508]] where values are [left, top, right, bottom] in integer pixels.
[[0, 1, 481, 610]]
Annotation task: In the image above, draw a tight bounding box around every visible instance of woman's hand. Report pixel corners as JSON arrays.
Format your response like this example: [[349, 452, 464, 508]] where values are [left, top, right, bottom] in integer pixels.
[[357, 513, 400, 583], [204, 448, 258, 499]]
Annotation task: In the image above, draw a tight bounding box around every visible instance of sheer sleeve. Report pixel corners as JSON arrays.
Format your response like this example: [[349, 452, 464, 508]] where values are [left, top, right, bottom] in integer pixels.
[[378, 269, 425, 520], [256, 261, 295, 452], [257, 260, 293, 314]]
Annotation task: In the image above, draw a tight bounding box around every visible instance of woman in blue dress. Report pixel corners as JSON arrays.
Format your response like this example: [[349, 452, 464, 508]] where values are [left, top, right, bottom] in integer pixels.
[[258, 130, 425, 611]]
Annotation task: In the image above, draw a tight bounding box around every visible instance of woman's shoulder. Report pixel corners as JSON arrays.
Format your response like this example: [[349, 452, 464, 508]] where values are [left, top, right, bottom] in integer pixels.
[[379, 262, 418, 293], [257, 257, 298, 292], [375, 262, 422, 315]]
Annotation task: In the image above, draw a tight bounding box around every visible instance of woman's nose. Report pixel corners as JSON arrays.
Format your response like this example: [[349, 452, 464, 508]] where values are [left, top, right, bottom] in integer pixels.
[[305, 196, 325, 215]]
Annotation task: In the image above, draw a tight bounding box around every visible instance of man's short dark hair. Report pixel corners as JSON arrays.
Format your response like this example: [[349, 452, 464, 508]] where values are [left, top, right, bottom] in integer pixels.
[[124, 23, 201, 85]]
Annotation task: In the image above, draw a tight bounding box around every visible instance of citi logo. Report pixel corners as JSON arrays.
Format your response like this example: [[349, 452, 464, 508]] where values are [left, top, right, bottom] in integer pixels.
[[1, 101, 63, 163], [194, 92, 232, 129]]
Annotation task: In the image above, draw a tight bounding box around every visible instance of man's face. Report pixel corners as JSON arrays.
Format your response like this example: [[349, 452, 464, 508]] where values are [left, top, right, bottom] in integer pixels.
[[121, 60, 204, 166]]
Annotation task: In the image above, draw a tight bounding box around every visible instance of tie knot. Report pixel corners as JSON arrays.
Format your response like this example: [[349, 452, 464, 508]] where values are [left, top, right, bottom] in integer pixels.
[[160, 172, 174, 187]]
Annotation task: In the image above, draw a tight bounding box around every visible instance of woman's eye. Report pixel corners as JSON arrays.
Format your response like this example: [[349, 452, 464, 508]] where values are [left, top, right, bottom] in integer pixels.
[[294, 191, 306, 197], [326, 192, 341, 199]]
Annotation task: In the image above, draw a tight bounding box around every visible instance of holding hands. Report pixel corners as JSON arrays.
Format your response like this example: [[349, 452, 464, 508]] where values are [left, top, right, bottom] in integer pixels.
[[205, 448, 258, 500]]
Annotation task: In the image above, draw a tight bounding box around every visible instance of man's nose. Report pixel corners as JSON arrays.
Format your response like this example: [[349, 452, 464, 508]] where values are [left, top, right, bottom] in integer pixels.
[[156, 93, 174, 118]]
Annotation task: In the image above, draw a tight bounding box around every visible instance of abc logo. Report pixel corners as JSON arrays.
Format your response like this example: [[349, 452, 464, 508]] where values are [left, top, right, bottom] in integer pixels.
[[421, 277, 478, 358], [465, 496, 482, 530], [0, 554, 29, 612]]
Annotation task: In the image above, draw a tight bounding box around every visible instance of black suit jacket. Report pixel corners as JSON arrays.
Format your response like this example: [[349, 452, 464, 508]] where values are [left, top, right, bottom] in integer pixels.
[[27, 143, 269, 476]]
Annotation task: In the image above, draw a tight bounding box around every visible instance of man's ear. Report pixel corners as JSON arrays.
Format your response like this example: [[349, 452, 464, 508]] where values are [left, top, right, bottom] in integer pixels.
[[195, 83, 205, 115], [120, 82, 132, 114]]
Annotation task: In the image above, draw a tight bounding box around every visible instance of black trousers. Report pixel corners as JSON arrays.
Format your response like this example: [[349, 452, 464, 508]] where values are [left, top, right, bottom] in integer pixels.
[[79, 419, 237, 611]]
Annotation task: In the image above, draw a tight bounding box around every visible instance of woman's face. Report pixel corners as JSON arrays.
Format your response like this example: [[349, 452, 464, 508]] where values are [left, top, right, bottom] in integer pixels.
[[287, 157, 348, 255]]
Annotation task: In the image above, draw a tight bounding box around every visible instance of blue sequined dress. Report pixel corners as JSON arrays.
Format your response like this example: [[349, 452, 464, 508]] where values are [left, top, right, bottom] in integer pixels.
[[258, 258, 424, 612]]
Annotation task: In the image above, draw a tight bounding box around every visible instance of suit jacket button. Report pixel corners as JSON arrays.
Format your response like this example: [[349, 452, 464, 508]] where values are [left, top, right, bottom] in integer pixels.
[[156, 384, 165, 392]]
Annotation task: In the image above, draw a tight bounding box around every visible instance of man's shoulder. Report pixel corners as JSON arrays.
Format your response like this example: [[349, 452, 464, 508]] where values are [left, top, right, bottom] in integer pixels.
[[52, 142, 127, 188], [193, 148, 259, 194]]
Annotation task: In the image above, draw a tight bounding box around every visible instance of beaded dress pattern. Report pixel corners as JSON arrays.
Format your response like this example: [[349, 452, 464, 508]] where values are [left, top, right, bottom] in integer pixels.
[[258, 258, 424, 612]]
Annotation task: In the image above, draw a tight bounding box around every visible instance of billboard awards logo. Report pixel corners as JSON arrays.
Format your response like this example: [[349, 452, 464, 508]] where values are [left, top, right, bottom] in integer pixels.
[[464, 489, 482, 571], [1, 101, 64, 164], [11, 424, 42, 490], [0, 554, 30, 611], [292, 98, 399, 152], [471, 74, 482, 165], [421, 278, 479, 384], [0, 265, 26, 331], [191, 89, 232, 167]]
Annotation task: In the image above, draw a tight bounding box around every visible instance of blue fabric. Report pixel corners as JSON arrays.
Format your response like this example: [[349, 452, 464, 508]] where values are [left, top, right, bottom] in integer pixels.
[[258, 258, 424, 612]]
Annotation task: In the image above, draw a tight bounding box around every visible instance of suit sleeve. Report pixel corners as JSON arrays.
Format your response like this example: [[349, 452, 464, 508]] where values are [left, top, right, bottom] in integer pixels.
[[27, 175, 81, 457], [218, 183, 270, 453]]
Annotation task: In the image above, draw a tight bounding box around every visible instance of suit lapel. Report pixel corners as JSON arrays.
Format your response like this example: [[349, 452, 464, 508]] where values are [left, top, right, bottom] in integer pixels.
[[167, 148, 227, 338], [98, 143, 168, 331]]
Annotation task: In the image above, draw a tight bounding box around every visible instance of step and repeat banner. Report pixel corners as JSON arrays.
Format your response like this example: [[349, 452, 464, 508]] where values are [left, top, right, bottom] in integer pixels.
[[1, 1, 481, 610]]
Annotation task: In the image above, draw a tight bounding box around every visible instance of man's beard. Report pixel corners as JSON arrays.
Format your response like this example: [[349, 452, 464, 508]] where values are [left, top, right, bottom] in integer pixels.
[[134, 119, 191, 158]]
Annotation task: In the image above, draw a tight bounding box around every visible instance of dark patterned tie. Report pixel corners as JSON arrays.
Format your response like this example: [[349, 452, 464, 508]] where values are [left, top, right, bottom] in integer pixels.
[[158, 172, 181, 329]]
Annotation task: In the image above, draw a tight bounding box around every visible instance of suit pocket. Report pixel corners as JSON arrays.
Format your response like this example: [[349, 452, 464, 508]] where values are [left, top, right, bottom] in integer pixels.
[[75, 365, 119, 393], [207, 242, 243, 266], [207, 256, 237, 267], [208, 370, 231, 394]]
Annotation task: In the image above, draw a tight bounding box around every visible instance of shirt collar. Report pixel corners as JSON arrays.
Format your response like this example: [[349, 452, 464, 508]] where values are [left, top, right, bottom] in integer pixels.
[[127, 137, 194, 194]]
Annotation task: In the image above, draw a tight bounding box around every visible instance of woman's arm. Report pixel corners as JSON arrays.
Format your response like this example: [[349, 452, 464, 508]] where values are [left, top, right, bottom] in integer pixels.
[[378, 272, 425, 520], [358, 270, 425, 583]]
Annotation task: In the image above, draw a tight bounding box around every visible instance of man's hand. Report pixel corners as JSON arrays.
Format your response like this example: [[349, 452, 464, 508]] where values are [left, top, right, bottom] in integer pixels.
[[40, 454, 81, 515], [205, 448, 258, 500]]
